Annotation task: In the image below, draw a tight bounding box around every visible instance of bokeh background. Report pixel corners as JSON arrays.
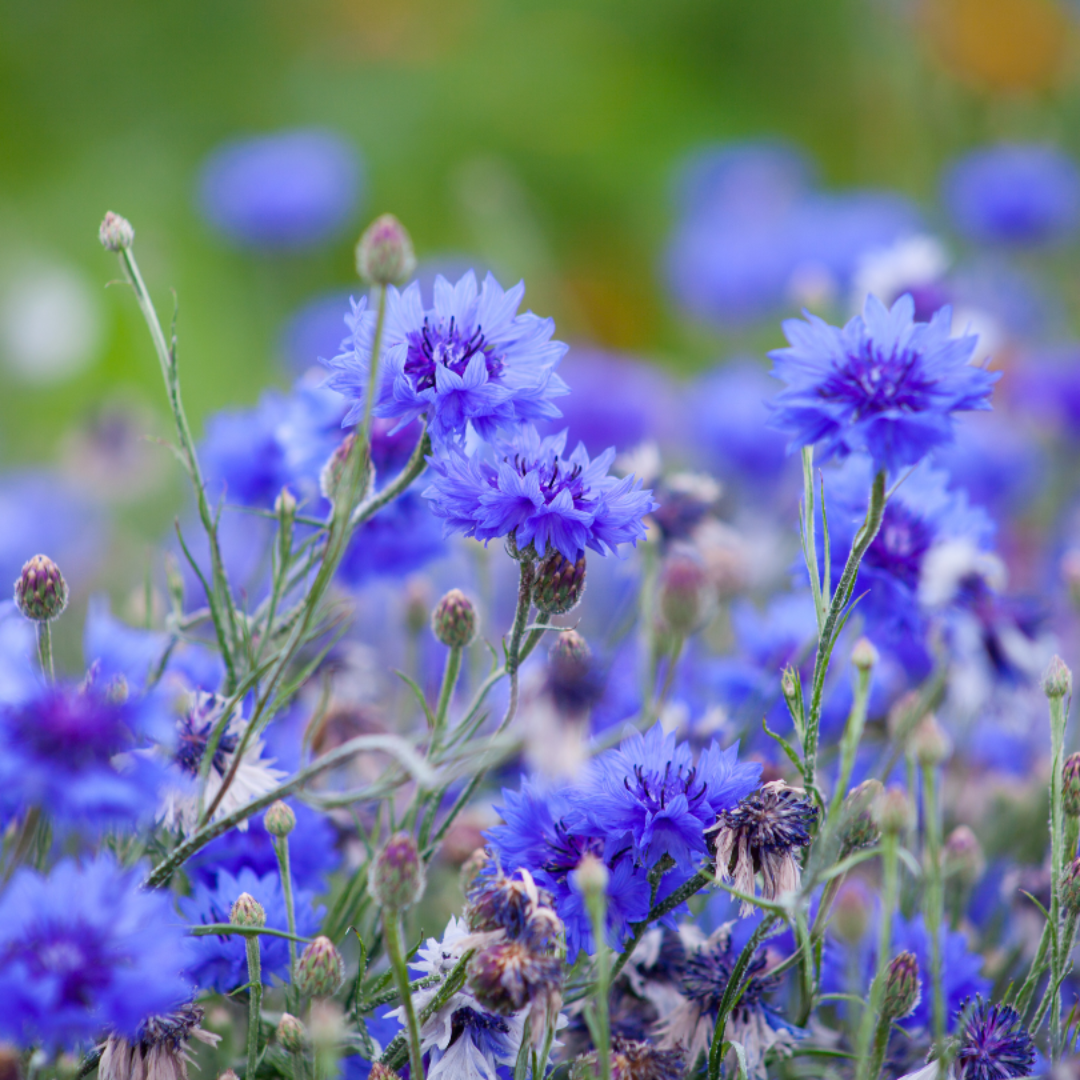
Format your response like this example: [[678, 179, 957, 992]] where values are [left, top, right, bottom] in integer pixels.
[[3, 0, 1080, 645]]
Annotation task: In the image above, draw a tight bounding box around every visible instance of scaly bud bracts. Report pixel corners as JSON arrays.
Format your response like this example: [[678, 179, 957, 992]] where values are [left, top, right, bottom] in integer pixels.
[[533, 550, 587, 615], [943, 825, 985, 888], [368, 1065, 400, 1080], [295, 936, 346, 998], [658, 553, 711, 636], [431, 589, 477, 649], [369, 832, 425, 911], [1044, 655, 1073, 699], [912, 715, 952, 767], [230, 892, 266, 929], [851, 636, 879, 672], [356, 214, 416, 286], [838, 779, 883, 859], [277, 1013, 307, 1053], [1064, 753, 1080, 819], [467, 939, 563, 1016], [14, 555, 68, 622], [319, 433, 368, 505], [1063, 858, 1080, 916], [99, 211, 135, 252], [883, 951, 921, 1020], [876, 786, 913, 835], [572, 854, 609, 898], [275, 487, 297, 517], [265, 800, 296, 838]]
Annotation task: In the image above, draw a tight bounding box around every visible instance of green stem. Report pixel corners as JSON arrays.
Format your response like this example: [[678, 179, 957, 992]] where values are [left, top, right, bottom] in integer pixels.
[[801, 446, 825, 633], [383, 913, 426, 1080], [36, 622, 54, 684], [921, 761, 946, 1054], [1048, 689, 1069, 1061], [245, 935, 263, 1080], [500, 549, 536, 732], [1015, 922, 1052, 1018], [433, 647, 463, 741], [274, 836, 299, 982], [827, 659, 872, 824], [585, 884, 612, 1080]]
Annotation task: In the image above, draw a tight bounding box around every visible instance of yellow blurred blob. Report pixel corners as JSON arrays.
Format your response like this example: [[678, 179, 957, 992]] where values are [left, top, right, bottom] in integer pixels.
[[921, 0, 1075, 92]]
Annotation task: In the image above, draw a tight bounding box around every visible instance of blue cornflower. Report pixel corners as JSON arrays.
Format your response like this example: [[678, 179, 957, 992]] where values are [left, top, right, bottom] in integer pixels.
[[953, 997, 1035, 1080], [424, 426, 656, 562], [197, 129, 361, 249], [941, 143, 1080, 246], [337, 491, 447, 587], [0, 855, 193, 1047], [324, 272, 569, 448], [178, 867, 324, 992], [0, 682, 173, 834], [769, 294, 999, 474], [578, 724, 761, 868]]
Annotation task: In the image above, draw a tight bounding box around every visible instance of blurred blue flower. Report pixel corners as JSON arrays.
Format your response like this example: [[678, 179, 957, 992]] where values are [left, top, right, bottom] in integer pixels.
[[338, 492, 447, 586], [0, 601, 37, 706], [941, 143, 1080, 246], [197, 129, 361, 249], [770, 294, 998, 473], [281, 290, 356, 375], [179, 867, 324, 992], [0, 855, 192, 1046]]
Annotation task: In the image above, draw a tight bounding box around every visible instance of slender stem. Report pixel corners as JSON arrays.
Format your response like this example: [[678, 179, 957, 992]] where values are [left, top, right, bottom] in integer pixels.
[[500, 551, 536, 732], [274, 836, 299, 977], [585, 884, 612, 1080], [801, 446, 825, 633], [922, 760, 946, 1054], [383, 913, 425, 1080], [433, 647, 463, 740], [654, 634, 685, 715], [245, 935, 263, 1080], [827, 659, 872, 823], [1015, 922, 1052, 1018], [1048, 689, 1069, 1061], [36, 622, 54, 683]]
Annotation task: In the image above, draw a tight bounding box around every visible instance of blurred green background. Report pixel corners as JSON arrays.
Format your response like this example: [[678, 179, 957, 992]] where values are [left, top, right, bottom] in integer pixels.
[[1, 0, 1078, 479]]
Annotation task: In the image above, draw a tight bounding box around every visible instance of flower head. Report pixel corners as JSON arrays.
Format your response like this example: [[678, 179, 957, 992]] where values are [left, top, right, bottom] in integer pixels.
[[572, 1038, 685, 1080], [0, 855, 193, 1047], [423, 426, 656, 562], [99, 1003, 221, 1080], [324, 272, 569, 448], [769, 294, 999, 473], [954, 998, 1035, 1080]]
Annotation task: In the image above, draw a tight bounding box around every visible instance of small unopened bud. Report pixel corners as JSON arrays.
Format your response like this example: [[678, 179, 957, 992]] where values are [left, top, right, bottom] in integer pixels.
[[368, 1065, 400, 1080], [295, 936, 346, 998], [943, 825, 985, 888], [658, 553, 711, 636], [550, 629, 591, 668], [277, 1012, 308, 1053], [912, 715, 952, 767], [1063, 858, 1080, 916], [14, 554, 69, 622], [265, 800, 296, 838], [230, 892, 266, 929], [780, 667, 800, 717], [1044, 655, 1073, 699], [838, 779, 883, 858], [572, 854, 609, 898], [369, 832, 426, 911], [882, 951, 921, 1020], [404, 577, 432, 637], [218, 1072, 239, 1080], [851, 637, 879, 672], [886, 689, 923, 742], [431, 589, 477, 649], [356, 214, 416, 286], [1064, 753, 1080, 819], [275, 486, 297, 517], [98, 211, 134, 252], [876, 786, 913, 835], [833, 883, 871, 945], [319, 433, 371, 506], [533, 550, 587, 615]]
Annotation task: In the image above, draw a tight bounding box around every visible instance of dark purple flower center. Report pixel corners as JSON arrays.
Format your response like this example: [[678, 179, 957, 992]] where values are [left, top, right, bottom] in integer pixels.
[[542, 824, 607, 880], [623, 760, 708, 815], [12, 921, 116, 1007], [404, 316, 504, 393], [449, 1006, 511, 1056], [956, 1001, 1035, 1080], [864, 501, 934, 589], [7, 690, 131, 767], [819, 341, 936, 418], [176, 707, 238, 777], [514, 453, 588, 503], [683, 944, 771, 1017]]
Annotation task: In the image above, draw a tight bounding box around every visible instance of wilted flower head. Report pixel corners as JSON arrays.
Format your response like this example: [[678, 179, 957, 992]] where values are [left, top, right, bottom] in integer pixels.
[[99, 1003, 221, 1080], [572, 1038, 685, 1080], [769, 293, 998, 474]]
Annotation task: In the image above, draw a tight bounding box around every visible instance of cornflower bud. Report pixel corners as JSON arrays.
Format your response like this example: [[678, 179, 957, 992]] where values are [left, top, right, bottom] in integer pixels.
[[319, 433, 371, 506], [912, 715, 952, 767], [838, 779, 883, 858], [275, 486, 297, 518], [1063, 857, 1080, 916], [851, 636, 879, 672], [876, 786, 913, 835], [1064, 752, 1080, 819], [265, 800, 296, 838], [98, 211, 135, 252], [882, 951, 921, 1020], [404, 577, 431, 637], [833, 883, 871, 945], [369, 832, 425, 911], [431, 589, 477, 649], [943, 825, 985, 888], [1044, 655, 1073, 699], [229, 892, 266, 929], [533, 550, 587, 615], [368, 1066, 400, 1080], [780, 666, 801, 719], [356, 214, 416, 286], [468, 939, 563, 1016], [886, 689, 923, 743], [658, 552, 711, 636], [277, 1013, 307, 1052], [572, 854, 609, 898], [295, 936, 346, 998], [14, 554, 69, 622]]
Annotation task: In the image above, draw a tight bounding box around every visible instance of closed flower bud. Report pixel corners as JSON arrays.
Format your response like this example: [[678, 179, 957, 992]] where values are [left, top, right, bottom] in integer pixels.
[[838, 779, 883, 858], [99, 211, 135, 252], [833, 883, 871, 945], [264, 800, 296, 838], [876, 786, 913, 835], [356, 214, 416, 286], [886, 689, 924, 742], [851, 637, 879, 672], [404, 577, 432, 637], [14, 554, 68, 622], [533, 550, 587, 615], [431, 589, 477, 649], [658, 553, 712, 636], [369, 832, 425, 911], [275, 486, 297, 518], [1064, 753, 1080, 819], [780, 666, 800, 716], [883, 951, 921, 1020], [229, 892, 266, 929], [1044, 655, 1073, 699], [912, 715, 951, 767], [368, 1066, 399, 1080], [468, 939, 563, 1016], [572, 854, 609, 899], [943, 825, 985, 888], [319, 433, 372, 506], [277, 1013, 307, 1053], [550, 629, 591, 668], [1063, 858, 1080, 916], [295, 936, 346, 998]]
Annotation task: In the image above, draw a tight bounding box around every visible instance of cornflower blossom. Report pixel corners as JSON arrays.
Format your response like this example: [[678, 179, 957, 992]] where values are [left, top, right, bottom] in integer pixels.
[[0, 856, 193, 1046], [769, 293, 999, 474], [423, 426, 657, 562], [0, 681, 172, 833], [158, 691, 284, 836], [99, 1003, 221, 1080], [324, 271, 569, 448]]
